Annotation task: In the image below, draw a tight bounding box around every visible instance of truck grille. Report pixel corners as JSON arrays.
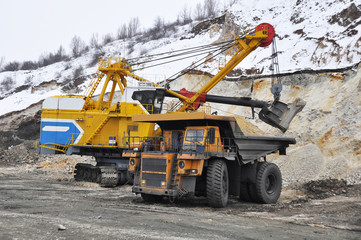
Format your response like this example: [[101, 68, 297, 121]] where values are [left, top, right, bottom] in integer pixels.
[[141, 157, 167, 187], [142, 158, 167, 172], [142, 173, 166, 187]]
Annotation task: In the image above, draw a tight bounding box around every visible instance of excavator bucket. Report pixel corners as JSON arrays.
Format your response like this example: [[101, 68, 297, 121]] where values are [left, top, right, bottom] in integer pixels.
[[259, 98, 306, 132]]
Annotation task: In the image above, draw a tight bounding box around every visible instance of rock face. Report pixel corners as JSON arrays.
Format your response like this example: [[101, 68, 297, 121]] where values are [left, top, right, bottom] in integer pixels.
[[0, 141, 40, 166], [273, 143, 325, 185], [0, 103, 42, 166]]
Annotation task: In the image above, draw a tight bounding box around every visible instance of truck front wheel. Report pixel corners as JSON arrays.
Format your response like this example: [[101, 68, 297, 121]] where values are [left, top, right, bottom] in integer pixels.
[[206, 159, 229, 208], [255, 162, 282, 204]]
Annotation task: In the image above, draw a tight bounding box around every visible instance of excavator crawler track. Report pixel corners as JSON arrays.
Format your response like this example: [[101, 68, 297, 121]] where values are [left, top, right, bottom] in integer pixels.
[[74, 163, 118, 187], [99, 166, 119, 187]]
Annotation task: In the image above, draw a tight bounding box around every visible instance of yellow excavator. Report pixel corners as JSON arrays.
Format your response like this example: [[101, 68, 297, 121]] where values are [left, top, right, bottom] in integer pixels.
[[39, 23, 304, 188]]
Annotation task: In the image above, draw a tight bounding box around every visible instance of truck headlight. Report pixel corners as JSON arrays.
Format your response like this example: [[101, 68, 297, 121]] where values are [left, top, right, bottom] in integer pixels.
[[178, 160, 185, 169]]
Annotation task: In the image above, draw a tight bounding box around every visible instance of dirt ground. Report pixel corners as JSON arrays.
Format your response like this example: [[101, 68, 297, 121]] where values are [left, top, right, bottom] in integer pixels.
[[0, 163, 360, 240]]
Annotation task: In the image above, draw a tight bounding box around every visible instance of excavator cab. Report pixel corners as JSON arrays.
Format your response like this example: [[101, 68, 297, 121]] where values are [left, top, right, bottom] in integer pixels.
[[131, 88, 165, 114]]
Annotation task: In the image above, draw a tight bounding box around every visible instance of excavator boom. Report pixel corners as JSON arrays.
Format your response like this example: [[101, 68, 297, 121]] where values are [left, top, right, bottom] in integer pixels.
[[130, 23, 304, 132], [176, 23, 275, 112]]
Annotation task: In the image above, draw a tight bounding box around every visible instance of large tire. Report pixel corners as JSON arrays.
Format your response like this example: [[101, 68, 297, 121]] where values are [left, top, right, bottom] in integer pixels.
[[118, 172, 127, 185], [239, 162, 264, 203], [255, 162, 282, 204], [247, 162, 268, 203], [126, 172, 134, 185], [206, 159, 229, 208], [141, 193, 163, 203], [248, 182, 260, 203]]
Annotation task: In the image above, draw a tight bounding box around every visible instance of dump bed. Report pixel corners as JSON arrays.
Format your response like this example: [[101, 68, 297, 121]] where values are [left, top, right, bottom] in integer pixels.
[[132, 112, 296, 163], [234, 134, 295, 164]]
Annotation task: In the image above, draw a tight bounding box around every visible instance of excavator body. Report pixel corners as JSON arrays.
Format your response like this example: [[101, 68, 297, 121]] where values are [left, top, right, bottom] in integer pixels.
[[39, 83, 163, 185]]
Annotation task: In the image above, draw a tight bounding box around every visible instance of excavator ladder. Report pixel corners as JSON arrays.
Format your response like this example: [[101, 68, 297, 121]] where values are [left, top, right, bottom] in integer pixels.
[[39, 134, 76, 153]]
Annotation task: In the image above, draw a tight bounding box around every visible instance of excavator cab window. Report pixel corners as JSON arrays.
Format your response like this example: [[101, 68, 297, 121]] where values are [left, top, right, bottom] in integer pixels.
[[131, 89, 165, 114], [153, 90, 165, 114]]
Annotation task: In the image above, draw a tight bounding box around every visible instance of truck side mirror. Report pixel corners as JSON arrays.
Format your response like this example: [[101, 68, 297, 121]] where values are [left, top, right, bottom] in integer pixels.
[[207, 128, 215, 144]]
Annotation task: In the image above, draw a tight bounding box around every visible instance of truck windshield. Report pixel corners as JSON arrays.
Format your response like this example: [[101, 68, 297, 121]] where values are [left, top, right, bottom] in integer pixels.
[[185, 129, 205, 142]]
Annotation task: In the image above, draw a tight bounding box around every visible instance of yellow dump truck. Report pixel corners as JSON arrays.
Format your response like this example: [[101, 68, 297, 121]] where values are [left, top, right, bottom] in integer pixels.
[[124, 104, 301, 207]]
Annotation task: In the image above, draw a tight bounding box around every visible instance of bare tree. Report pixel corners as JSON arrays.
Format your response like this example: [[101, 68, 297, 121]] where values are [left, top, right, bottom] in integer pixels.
[[127, 22, 133, 38], [127, 17, 140, 38], [55, 45, 66, 62], [116, 25, 125, 39], [70, 35, 85, 57], [204, 0, 217, 18], [179, 5, 192, 24], [90, 33, 99, 48], [20, 61, 38, 70], [153, 16, 164, 32], [131, 17, 140, 36], [1, 76, 15, 91], [0, 56, 4, 71], [194, 3, 205, 20], [38, 46, 68, 67], [3, 61, 20, 72], [103, 34, 113, 45]]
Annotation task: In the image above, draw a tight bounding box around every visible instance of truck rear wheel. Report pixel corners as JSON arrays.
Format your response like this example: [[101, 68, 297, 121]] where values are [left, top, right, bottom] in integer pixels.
[[255, 162, 282, 204], [239, 183, 258, 202], [206, 159, 229, 208], [141, 193, 163, 203]]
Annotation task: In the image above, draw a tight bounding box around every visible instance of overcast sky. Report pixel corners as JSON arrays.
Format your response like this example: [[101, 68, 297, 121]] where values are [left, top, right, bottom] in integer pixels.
[[0, 0, 206, 63]]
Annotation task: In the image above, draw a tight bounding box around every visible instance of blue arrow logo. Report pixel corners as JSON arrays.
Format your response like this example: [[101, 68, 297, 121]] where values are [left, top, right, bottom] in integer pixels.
[[40, 119, 84, 145]]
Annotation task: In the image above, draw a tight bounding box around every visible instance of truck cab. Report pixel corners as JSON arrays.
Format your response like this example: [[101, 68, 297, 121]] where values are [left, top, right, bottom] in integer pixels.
[[182, 126, 221, 154]]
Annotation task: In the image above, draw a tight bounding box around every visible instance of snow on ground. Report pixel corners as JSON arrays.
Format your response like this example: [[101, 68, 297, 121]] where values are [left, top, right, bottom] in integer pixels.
[[0, 88, 62, 116], [229, 0, 361, 73]]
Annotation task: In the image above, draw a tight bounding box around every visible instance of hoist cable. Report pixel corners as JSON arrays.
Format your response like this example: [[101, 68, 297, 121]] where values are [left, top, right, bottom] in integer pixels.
[[162, 42, 235, 83], [131, 41, 234, 74], [128, 41, 235, 67], [126, 39, 237, 64]]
